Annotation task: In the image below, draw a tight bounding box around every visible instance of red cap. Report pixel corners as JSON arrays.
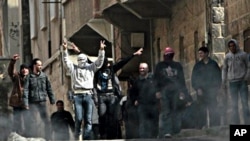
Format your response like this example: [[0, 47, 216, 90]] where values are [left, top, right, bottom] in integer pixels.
[[164, 47, 174, 55]]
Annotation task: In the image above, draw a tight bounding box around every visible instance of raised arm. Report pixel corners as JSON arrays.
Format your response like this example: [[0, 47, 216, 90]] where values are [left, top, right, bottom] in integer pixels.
[[93, 40, 106, 70], [8, 54, 19, 80]]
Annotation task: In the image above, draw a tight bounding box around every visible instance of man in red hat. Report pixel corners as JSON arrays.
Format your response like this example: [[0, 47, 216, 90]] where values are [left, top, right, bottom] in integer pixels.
[[154, 47, 192, 138]]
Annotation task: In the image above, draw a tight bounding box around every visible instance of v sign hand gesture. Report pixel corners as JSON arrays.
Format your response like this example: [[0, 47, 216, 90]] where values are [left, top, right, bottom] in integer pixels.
[[100, 40, 106, 50]]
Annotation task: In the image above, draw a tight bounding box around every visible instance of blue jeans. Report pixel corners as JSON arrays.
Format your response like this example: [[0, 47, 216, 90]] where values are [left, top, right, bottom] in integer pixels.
[[158, 90, 182, 138], [229, 80, 250, 124], [73, 94, 94, 140]]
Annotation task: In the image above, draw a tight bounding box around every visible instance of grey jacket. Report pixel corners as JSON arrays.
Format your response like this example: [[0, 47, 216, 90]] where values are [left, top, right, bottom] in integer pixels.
[[23, 72, 55, 107], [222, 39, 249, 84]]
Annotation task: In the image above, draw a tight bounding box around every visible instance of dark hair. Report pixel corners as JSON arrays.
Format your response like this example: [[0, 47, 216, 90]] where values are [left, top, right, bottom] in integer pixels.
[[30, 58, 41, 68], [56, 100, 64, 105], [20, 64, 29, 70], [198, 47, 209, 53]]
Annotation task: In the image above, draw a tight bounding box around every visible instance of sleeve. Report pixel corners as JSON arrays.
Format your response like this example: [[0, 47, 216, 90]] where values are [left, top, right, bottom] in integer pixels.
[[63, 50, 74, 73], [8, 59, 17, 81], [129, 79, 139, 103], [67, 112, 75, 132], [177, 63, 192, 102], [92, 49, 105, 72], [153, 63, 162, 92], [213, 61, 222, 87], [23, 75, 30, 107], [243, 53, 249, 80], [46, 76, 55, 104], [222, 56, 228, 85], [50, 113, 56, 132], [112, 55, 134, 73], [191, 63, 199, 90]]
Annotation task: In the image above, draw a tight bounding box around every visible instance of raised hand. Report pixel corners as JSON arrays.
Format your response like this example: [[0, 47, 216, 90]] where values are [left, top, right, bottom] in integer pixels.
[[133, 48, 143, 56], [100, 40, 106, 50], [71, 43, 81, 53], [12, 54, 20, 61]]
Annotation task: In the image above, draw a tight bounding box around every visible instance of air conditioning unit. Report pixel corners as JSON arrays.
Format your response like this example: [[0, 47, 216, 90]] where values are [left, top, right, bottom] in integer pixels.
[[131, 32, 144, 48]]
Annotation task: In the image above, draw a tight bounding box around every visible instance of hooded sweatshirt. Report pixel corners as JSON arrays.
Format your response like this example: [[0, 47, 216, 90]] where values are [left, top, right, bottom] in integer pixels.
[[222, 39, 249, 84]]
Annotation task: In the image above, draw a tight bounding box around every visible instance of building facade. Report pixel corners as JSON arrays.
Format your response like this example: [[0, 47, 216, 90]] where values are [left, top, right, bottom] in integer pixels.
[[1, 0, 250, 139]]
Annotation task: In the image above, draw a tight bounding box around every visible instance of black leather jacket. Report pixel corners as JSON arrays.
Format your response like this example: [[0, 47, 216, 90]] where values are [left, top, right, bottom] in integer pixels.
[[23, 72, 55, 107]]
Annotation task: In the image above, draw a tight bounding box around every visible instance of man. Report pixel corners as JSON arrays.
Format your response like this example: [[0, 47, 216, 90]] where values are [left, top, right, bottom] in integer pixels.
[[8, 54, 29, 135], [51, 100, 75, 140], [191, 47, 221, 128], [222, 39, 250, 124], [23, 58, 56, 140], [130, 62, 158, 138], [62, 40, 105, 140], [154, 47, 192, 138], [94, 48, 143, 139]]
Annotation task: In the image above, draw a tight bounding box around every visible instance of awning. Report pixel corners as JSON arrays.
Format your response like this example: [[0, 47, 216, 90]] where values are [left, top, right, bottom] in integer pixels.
[[86, 19, 112, 42], [69, 18, 113, 58]]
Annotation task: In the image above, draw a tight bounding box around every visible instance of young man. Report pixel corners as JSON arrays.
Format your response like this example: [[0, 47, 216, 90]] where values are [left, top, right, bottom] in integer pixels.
[[191, 47, 221, 128], [222, 39, 250, 124], [62, 40, 105, 140], [130, 62, 159, 138], [8, 54, 29, 135], [94, 48, 143, 139], [154, 47, 192, 138], [51, 100, 75, 140], [23, 58, 56, 140]]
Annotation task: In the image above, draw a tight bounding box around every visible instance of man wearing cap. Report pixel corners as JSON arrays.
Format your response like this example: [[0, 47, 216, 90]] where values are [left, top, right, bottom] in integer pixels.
[[154, 47, 192, 138], [8, 54, 29, 135], [62, 40, 105, 140]]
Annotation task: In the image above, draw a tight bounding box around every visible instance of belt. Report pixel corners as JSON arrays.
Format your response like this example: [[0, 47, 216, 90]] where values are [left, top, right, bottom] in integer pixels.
[[99, 92, 114, 96], [74, 89, 92, 94]]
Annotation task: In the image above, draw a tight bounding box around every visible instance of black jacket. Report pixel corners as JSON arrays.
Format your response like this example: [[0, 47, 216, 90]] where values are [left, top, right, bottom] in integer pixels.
[[23, 72, 55, 107], [130, 73, 158, 105], [51, 110, 75, 133], [154, 60, 192, 102], [191, 58, 222, 90]]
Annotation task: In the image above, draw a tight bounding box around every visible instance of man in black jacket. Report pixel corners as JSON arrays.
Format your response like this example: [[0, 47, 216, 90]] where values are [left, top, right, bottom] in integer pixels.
[[191, 47, 221, 128], [51, 100, 75, 140], [23, 58, 55, 140], [154, 47, 192, 138], [95, 48, 143, 139], [130, 62, 159, 138]]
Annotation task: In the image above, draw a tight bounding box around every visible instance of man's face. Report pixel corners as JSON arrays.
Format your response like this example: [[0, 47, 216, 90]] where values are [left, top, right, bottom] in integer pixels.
[[21, 68, 29, 76], [198, 51, 208, 60], [139, 63, 148, 76], [34, 60, 42, 72], [56, 102, 64, 111], [228, 42, 237, 54]]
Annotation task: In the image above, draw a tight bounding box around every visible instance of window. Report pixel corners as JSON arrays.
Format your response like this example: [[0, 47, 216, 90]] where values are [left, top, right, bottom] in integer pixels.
[[29, 0, 37, 39]]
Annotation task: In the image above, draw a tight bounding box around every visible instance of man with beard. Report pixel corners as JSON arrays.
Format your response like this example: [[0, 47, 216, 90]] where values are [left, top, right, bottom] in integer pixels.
[[23, 58, 55, 140]]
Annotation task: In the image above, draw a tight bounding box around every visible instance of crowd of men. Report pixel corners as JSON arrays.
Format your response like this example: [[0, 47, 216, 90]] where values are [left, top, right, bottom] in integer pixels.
[[6, 38, 250, 140]]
